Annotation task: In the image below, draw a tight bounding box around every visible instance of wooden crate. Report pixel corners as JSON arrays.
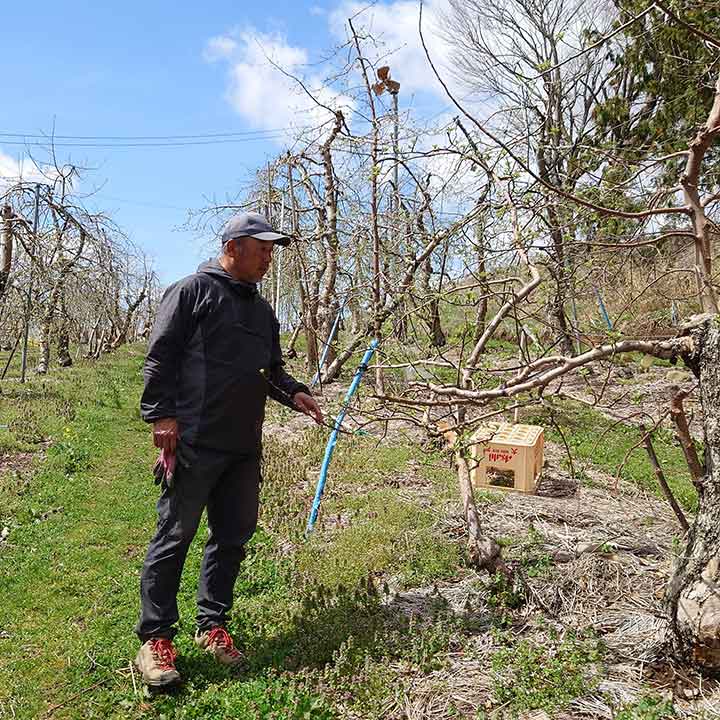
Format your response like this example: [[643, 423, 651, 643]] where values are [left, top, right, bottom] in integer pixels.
[[469, 422, 544, 494]]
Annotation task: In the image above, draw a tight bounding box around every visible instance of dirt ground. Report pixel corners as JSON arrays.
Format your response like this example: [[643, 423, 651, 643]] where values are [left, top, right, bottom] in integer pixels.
[[265, 379, 715, 718], [385, 438, 718, 719]]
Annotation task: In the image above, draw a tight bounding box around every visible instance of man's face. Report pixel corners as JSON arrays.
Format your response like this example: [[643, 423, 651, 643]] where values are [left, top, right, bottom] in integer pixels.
[[228, 236, 274, 283]]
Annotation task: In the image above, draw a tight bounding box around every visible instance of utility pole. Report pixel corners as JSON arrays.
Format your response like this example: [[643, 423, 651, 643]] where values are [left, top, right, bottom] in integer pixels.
[[20, 184, 40, 383]]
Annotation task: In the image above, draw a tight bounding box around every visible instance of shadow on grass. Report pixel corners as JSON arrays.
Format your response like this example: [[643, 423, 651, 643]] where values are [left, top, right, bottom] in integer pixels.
[[239, 582, 389, 675], [238, 582, 494, 681]]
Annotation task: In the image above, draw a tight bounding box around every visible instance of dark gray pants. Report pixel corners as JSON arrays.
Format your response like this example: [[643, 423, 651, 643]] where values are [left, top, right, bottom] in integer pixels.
[[135, 443, 261, 642]]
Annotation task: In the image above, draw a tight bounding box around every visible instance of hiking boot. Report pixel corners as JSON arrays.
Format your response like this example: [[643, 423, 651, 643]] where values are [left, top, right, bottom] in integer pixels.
[[195, 626, 245, 667], [134, 638, 181, 688]]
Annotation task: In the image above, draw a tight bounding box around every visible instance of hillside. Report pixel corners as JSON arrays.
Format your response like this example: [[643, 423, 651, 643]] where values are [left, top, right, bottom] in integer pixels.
[[0, 345, 715, 719]]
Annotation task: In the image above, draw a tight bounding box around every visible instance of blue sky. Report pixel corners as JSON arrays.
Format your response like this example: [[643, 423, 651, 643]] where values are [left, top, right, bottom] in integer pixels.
[[0, 0, 452, 284]]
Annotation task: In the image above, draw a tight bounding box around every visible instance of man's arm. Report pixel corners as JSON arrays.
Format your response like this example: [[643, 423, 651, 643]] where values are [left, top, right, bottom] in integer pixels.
[[141, 280, 198, 448], [268, 316, 323, 424]]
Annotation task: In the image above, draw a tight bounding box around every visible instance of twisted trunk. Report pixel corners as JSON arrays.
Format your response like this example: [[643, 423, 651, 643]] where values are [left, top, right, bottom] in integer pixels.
[[36, 230, 85, 374], [667, 321, 720, 670], [315, 111, 344, 374]]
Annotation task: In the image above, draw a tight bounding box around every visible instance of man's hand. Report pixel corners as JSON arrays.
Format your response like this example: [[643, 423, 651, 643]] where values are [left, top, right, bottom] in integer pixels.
[[153, 417, 178, 452], [293, 392, 323, 425]]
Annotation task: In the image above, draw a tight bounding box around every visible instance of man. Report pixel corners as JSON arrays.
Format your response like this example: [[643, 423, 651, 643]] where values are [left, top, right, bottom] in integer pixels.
[[134, 211, 322, 690]]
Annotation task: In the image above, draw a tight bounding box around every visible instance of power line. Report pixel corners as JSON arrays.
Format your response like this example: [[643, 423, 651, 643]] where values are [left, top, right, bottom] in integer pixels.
[[0, 135, 289, 149], [0, 127, 296, 141]]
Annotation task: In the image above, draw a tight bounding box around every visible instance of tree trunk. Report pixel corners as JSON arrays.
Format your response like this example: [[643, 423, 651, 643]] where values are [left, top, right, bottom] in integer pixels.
[[681, 70, 720, 314], [0, 205, 13, 302], [538, 135, 574, 355], [298, 279, 318, 374], [666, 320, 720, 670], [443, 407, 512, 577], [420, 256, 446, 348], [36, 317, 53, 375], [111, 282, 148, 349], [315, 111, 343, 375], [349, 18, 383, 395], [36, 230, 85, 374], [547, 221, 574, 356], [473, 221, 488, 344], [285, 319, 303, 359]]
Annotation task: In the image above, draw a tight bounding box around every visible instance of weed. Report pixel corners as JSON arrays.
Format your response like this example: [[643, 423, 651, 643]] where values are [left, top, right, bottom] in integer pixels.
[[154, 672, 337, 720], [8, 405, 44, 446], [297, 489, 459, 590], [614, 695, 677, 719], [320, 599, 459, 718], [93, 367, 125, 409], [475, 488, 505, 504], [484, 571, 525, 610], [48, 427, 93, 476], [491, 631, 604, 715]]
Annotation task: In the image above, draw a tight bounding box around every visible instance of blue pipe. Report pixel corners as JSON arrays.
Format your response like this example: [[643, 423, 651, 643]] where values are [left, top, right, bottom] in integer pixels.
[[306, 338, 378, 535], [311, 306, 344, 388]]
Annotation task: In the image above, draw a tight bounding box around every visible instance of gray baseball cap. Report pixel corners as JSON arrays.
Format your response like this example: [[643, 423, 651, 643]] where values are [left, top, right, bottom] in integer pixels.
[[221, 211, 291, 246]]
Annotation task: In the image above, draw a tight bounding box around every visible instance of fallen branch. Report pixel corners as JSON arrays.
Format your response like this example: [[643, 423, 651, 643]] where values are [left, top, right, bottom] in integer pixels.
[[42, 679, 109, 719], [640, 425, 690, 532]]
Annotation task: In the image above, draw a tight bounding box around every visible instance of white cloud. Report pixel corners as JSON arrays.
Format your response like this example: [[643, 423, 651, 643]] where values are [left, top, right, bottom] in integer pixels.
[[0, 150, 50, 190], [328, 0, 455, 102], [203, 28, 355, 141], [203, 35, 238, 62]]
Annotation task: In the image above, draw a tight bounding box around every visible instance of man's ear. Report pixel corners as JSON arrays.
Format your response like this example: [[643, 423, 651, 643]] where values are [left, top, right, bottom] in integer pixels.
[[223, 238, 239, 257]]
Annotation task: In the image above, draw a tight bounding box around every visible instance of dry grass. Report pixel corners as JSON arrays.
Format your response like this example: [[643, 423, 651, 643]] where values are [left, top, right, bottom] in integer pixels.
[[360, 436, 720, 719]]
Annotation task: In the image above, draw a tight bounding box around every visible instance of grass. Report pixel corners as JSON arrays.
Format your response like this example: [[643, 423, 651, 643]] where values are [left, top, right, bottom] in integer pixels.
[[0, 345, 467, 719], [0, 343, 693, 719], [524, 400, 698, 512], [613, 696, 677, 720], [298, 487, 460, 590], [490, 629, 604, 716]]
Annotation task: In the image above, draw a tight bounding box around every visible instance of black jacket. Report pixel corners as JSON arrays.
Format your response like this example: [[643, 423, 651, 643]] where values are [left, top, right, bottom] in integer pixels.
[[141, 258, 309, 454]]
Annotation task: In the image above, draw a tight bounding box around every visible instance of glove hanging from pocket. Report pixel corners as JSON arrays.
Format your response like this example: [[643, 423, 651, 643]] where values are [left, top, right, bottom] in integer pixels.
[[153, 447, 176, 489]]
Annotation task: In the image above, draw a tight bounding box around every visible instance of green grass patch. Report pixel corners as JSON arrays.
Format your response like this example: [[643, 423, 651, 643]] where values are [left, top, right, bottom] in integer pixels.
[[0, 345, 467, 719], [491, 630, 604, 715], [614, 695, 677, 720], [525, 400, 698, 511], [298, 488, 460, 590]]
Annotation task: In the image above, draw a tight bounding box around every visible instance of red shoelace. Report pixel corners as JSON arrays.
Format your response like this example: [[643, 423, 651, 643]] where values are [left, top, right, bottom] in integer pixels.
[[207, 627, 242, 658], [150, 638, 177, 671]]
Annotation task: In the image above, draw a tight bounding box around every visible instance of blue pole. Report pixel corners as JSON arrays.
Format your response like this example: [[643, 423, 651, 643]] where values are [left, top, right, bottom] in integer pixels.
[[306, 339, 378, 535], [595, 288, 613, 331], [311, 305, 345, 388]]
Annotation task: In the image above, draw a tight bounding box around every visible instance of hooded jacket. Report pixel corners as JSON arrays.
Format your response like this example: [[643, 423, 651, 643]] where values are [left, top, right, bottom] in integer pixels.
[[141, 258, 309, 454]]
